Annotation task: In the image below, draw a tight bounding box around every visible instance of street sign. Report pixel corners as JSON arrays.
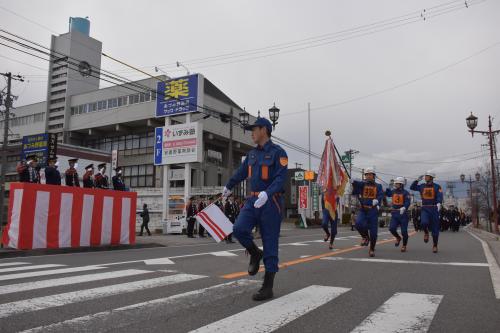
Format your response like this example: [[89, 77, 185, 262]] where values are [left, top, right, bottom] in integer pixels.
[[295, 171, 304, 181], [341, 154, 351, 164], [155, 74, 203, 117], [154, 122, 203, 165], [21, 133, 57, 167], [299, 185, 308, 209], [304, 170, 315, 181], [312, 183, 320, 211]]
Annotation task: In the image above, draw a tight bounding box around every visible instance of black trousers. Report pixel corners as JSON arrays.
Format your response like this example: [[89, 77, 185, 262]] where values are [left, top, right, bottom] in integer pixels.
[[140, 222, 151, 236], [187, 218, 195, 236]]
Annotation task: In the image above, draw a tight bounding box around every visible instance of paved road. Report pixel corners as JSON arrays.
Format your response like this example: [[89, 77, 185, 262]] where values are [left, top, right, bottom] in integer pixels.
[[0, 226, 498, 332]]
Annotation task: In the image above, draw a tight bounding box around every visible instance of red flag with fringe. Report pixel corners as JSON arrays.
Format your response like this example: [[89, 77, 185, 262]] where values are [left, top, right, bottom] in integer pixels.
[[317, 135, 348, 219]]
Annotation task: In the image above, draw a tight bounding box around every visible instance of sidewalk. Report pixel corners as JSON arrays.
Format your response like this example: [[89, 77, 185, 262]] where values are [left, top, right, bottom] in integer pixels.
[[468, 226, 500, 266]]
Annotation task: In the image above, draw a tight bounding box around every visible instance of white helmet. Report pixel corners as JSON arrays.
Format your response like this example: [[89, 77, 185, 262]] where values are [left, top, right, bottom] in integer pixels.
[[424, 170, 436, 178], [364, 167, 375, 175], [394, 177, 405, 185]]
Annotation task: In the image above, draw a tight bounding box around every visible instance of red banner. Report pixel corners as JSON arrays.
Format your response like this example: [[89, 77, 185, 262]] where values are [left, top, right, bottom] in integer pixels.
[[2, 183, 137, 250], [299, 186, 308, 210]]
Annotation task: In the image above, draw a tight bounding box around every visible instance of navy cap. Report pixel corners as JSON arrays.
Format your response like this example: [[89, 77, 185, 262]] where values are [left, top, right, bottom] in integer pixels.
[[244, 117, 273, 134]]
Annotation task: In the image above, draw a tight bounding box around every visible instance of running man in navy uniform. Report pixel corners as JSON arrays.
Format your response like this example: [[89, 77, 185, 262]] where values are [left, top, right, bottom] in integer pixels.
[[352, 167, 384, 257], [385, 177, 411, 252], [223, 117, 288, 301], [410, 171, 443, 253]]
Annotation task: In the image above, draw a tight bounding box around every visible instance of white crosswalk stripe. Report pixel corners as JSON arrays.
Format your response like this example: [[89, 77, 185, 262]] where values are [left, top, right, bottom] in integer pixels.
[[189, 285, 351, 333], [21, 279, 261, 333], [0, 262, 31, 267], [350, 292, 443, 333], [0, 269, 153, 295], [0, 264, 65, 274], [0, 273, 206, 318], [0, 265, 106, 282], [0, 262, 445, 333]]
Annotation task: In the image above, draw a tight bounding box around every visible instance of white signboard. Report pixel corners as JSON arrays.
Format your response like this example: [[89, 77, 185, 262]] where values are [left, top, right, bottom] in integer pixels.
[[154, 122, 203, 165], [295, 171, 304, 181]]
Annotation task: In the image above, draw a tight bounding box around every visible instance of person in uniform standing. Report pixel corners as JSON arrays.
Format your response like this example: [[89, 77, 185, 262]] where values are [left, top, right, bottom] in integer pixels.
[[223, 117, 288, 301], [17, 155, 40, 183], [45, 157, 61, 185], [224, 195, 237, 244], [385, 177, 411, 252], [197, 196, 207, 237], [112, 167, 126, 191], [352, 167, 384, 257], [186, 197, 197, 238], [65, 158, 80, 187], [82, 164, 95, 188], [94, 163, 109, 189], [410, 171, 443, 253]]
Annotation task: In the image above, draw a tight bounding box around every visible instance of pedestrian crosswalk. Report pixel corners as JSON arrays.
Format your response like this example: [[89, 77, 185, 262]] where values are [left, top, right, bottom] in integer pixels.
[[0, 261, 445, 332]]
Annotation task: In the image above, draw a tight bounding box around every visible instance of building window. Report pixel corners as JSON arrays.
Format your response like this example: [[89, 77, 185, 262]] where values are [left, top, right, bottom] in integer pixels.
[[49, 115, 64, 121], [122, 164, 155, 188], [51, 81, 67, 88], [151, 91, 156, 100], [48, 123, 63, 130], [51, 89, 66, 96], [129, 94, 139, 104], [50, 97, 65, 105], [51, 73, 67, 80], [90, 102, 97, 112], [98, 100, 106, 111], [51, 107, 65, 114]]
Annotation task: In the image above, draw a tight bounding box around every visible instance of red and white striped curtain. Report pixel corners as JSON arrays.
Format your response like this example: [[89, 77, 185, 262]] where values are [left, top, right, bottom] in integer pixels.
[[2, 183, 137, 250]]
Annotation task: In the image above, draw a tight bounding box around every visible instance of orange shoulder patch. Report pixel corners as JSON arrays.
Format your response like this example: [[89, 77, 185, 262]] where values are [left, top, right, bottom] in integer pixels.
[[280, 157, 288, 166]]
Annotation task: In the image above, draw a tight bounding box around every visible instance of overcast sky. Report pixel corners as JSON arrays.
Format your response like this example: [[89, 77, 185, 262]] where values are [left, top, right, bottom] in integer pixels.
[[1, 0, 499, 187]]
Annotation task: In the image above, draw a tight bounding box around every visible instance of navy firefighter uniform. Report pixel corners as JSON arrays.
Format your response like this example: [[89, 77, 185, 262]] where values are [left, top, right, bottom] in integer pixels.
[[410, 172, 443, 252], [352, 170, 384, 256], [224, 117, 287, 301], [385, 177, 411, 251], [321, 194, 339, 250]]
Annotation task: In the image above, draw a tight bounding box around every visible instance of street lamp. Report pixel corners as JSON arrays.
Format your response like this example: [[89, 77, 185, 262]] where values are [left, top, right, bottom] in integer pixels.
[[465, 111, 500, 234], [268, 103, 280, 129], [239, 109, 249, 127]]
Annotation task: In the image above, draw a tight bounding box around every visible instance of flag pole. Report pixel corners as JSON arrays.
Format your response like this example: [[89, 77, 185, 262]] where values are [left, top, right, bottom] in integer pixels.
[[325, 130, 351, 180]]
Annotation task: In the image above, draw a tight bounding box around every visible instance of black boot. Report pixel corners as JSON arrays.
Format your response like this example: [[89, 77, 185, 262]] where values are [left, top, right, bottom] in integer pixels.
[[247, 242, 263, 276], [252, 272, 275, 301]]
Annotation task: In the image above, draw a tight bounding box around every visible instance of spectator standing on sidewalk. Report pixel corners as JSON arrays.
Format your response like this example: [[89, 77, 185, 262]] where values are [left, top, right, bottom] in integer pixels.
[[138, 203, 151, 236]]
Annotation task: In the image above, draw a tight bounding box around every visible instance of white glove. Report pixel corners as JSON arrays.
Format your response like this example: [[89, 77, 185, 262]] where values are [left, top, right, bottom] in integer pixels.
[[400, 207, 406, 215], [417, 175, 424, 181], [222, 186, 232, 199], [254, 191, 268, 208], [372, 199, 379, 206], [437, 203, 442, 211]]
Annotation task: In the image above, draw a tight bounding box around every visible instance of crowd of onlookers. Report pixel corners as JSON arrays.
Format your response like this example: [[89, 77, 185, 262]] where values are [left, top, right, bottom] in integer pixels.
[[185, 194, 244, 243], [409, 205, 471, 232]]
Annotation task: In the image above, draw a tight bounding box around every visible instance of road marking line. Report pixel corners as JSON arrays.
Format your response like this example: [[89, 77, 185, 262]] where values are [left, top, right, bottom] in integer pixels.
[[0, 273, 206, 318], [0, 264, 65, 274], [0, 269, 153, 295], [287, 242, 309, 246], [351, 292, 443, 333], [211, 251, 239, 257], [143, 257, 175, 265], [0, 262, 30, 268], [221, 232, 417, 279], [322, 257, 490, 267], [189, 285, 350, 333], [0, 265, 106, 282], [20, 279, 260, 333], [467, 229, 500, 299]]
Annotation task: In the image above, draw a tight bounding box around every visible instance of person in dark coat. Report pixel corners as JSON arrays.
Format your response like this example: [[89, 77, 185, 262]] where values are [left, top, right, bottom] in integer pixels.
[[17, 155, 40, 183], [112, 167, 126, 191], [65, 158, 80, 187], [138, 203, 151, 236], [94, 163, 109, 189], [224, 196, 237, 243], [186, 197, 197, 238], [45, 157, 61, 185], [82, 164, 95, 188], [197, 196, 207, 237]]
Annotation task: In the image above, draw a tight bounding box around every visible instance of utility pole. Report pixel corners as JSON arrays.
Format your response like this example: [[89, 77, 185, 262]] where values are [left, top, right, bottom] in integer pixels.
[[345, 149, 359, 210], [228, 107, 234, 186], [487, 116, 499, 233], [0, 72, 24, 243], [307, 102, 311, 171]]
